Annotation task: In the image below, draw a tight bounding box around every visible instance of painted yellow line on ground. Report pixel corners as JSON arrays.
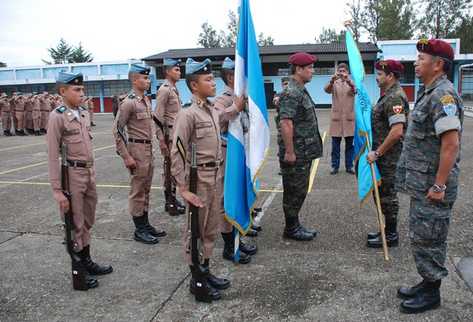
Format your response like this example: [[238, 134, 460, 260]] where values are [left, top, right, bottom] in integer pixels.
[[307, 131, 327, 193], [0, 180, 287, 193], [0, 145, 115, 176], [0, 142, 46, 153]]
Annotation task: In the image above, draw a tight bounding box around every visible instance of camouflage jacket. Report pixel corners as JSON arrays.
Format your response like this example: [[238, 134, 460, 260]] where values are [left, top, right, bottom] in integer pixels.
[[277, 78, 323, 163], [372, 82, 409, 168], [396, 75, 464, 203]]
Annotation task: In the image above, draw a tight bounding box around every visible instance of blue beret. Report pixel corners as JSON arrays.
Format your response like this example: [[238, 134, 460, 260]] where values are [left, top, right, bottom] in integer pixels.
[[185, 58, 212, 75], [129, 64, 150, 75], [57, 71, 83, 85], [163, 58, 181, 67], [222, 57, 235, 70]]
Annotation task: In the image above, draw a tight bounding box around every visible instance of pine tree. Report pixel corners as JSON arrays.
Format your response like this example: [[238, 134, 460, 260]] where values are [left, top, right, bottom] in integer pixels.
[[69, 42, 93, 63], [45, 38, 73, 64]]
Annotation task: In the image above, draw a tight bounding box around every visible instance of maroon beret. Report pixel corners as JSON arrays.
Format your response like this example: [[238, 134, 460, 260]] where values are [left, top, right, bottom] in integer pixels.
[[375, 59, 405, 75], [288, 52, 317, 66], [416, 39, 454, 62]]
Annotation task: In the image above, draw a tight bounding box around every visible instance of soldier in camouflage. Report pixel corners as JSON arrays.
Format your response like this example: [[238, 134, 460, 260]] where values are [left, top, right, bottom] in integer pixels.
[[366, 59, 409, 248], [395, 39, 464, 314], [278, 52, 323, 241]]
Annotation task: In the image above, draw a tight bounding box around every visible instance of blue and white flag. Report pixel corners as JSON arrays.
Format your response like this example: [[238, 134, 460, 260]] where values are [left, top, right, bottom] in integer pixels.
[[224, 0, 270, 239], [345, 28, 381, 202]]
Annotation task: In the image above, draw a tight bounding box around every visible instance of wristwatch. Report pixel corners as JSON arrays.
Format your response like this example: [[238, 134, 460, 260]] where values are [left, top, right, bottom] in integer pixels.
[[432, 184, 447, 193]]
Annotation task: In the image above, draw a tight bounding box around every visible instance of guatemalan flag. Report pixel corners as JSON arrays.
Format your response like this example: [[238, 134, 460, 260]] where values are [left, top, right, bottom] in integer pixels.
[[224, 0, 270, 256], [345, 28, 381, 202]]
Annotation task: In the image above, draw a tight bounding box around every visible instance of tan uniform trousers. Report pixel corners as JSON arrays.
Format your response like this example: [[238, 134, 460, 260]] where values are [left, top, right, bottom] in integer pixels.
[[68, 167, 97, 251], [2, 110, 11, 131], [184, 166, 222, 264], [219, 144, 233, 233], [15, 111, 25, 130], [128, 142, 154, 217], [32, 107, 41, 131], [25, 109, 33, 130], [40, 111, 49, 129]]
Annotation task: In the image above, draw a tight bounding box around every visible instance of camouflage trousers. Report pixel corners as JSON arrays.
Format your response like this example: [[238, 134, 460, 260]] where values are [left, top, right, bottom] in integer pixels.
[[377, 165, 399, 227], [280, 161, 311, 219], [409, 197, 452, 282]]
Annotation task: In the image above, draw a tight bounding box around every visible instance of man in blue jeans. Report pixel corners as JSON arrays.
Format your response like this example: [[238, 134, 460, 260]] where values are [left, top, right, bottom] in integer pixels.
[[324, 63, 356, 174]]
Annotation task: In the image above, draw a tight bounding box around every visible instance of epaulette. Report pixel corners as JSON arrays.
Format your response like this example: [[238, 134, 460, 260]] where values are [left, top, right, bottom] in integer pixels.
[[55, 106, 67, 113], [223, 92, 232, 96], [128, 93, 136, 99], [162, 83, 169, 87], [78, 106, 85, 111]]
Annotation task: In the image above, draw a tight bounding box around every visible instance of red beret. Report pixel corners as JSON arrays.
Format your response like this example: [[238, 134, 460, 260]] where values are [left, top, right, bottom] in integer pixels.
[[416, 39, 454, 62], [288, 52, 317, 66], [375, 59, 405, 75]]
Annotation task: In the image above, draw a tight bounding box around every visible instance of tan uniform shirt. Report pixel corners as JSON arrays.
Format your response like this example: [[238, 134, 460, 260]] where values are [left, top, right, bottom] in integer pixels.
[[213, 86, 239, 134], [47, 106, 94, 192], [113, 92, 154, 160], [171, 96, 221, 188], [155, 79, 182, 141], [326, 78, 355, 137]]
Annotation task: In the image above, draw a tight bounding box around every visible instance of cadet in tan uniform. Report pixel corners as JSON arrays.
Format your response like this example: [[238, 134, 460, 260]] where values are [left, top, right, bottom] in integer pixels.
[[24, 93, 34, 134], [39, 91, 50, 134], [47, 71, 112, 290], [214, 57, 256, 264], [113, 64, 165, 245], [1, 93, 12, 136], [87, 97, 96, 126], [171, 58, 230, 302], [13, 93, 26, 136], [32, 92, 42, 135], [154, 58, 185, 216]]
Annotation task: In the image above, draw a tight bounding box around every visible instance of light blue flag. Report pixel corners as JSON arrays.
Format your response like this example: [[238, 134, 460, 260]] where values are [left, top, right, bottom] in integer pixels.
[[345, 29, 381, 202], [224, 0, 270, 260]]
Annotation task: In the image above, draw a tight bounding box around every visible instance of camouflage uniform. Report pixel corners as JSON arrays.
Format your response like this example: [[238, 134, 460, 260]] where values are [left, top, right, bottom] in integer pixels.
[[396, 75, 463, 281], [278, 78, 323, 222], [372, 82, 409, 229]]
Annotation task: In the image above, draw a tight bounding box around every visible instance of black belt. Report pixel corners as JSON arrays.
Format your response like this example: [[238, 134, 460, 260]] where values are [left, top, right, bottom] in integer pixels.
[[67, 160, 94, 168], [198, 160, 224, 168], [128, 138, 151, 144], [168, 125, 173, 129]]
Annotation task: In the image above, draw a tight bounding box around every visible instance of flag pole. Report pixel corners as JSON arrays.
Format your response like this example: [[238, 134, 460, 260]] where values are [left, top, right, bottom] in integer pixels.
[[364, 132, 389, 261]]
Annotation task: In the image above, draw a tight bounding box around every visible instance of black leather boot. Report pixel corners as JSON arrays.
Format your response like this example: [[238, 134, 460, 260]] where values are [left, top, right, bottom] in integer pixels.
[[133, 216, 159, 244], [40, 128, 47, 134], [283, 216, 315, 241], [73, 249, 99, 289], [34, 130, 41, 136], [143, 211, 166, 237], [173, 190, 186, 214], [222, 233, 251, 264], [367, 222, 398, 248], [203, 259, 231, 290], [80, 245, 113, 275], [240, 239, 257, 255], [400, 280, 441, 314], [4, 130, 12, 136], [189, 265, 220, 302], [246, 228, 258, 237], [367, 231, 380, 240], [398, 280, 427, 299]]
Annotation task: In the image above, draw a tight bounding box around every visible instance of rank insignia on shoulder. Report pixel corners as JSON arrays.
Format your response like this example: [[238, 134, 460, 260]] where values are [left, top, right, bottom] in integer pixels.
[[56, 106, 67, 113], [392, 105, 403, 114], [128, 93, 136, 99]]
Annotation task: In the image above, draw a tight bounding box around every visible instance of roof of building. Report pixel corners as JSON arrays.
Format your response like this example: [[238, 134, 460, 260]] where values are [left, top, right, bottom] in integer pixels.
[[143, 42, 379, 61]]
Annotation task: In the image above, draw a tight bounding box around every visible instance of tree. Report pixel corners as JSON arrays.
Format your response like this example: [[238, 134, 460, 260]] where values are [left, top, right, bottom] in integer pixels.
[[0, 62, 6, 67], [197, 10, 275, 48], [416, 0, 472, 38], [361, 0, 382, 42], [258, 33, 275, 46], [69, 42, 93, 63], [346, 0, 364, 41], [377, 0, 415, 40], [197, 22, 224, 48], [44, 38, 73, 64], [448, 15, 473, 53], [316, 28, 346, 43]]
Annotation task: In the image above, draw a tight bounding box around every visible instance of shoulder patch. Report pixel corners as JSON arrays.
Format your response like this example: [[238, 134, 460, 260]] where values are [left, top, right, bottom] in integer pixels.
[[55, 106, 66, 113], [440, 95, 457, 117], [392, 105, 403, 114]]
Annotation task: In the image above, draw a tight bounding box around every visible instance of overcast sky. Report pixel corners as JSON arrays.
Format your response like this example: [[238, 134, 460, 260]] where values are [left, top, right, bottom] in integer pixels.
[[1, 0, 359, 67]]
